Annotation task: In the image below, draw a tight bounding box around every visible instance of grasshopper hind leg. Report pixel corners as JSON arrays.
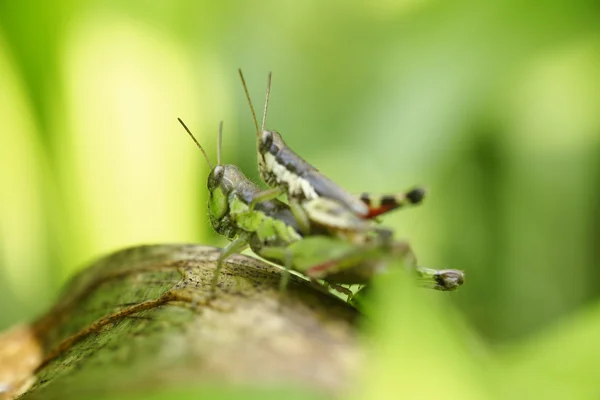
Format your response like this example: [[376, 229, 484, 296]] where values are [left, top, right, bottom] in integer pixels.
[[326, 282, 354, 300], [278, 249, 293, 293], [359, 187, 426, 219], [248, 187, 285, 212], [254, 245, 296, 293], [309, 279, 354, 300], [415, 266, 465, 291]]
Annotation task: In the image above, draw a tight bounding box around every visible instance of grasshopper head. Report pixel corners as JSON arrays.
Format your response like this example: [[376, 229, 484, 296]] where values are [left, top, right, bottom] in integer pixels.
[[177, 118, 248, 238], [207, 164, 249, 236], [257, 129, 302, 189], [256, 130, 285, 187], [258, 129, 285, 156], [207, 165, 227, 222]]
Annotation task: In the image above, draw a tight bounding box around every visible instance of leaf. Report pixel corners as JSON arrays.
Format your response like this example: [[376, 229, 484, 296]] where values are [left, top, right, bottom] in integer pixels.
[[0, 244, 359, 400]]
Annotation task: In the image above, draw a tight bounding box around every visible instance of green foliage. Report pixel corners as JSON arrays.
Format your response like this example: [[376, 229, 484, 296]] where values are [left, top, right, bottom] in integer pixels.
[[89, 386, 327, 400], [1, 0, 599, 398]]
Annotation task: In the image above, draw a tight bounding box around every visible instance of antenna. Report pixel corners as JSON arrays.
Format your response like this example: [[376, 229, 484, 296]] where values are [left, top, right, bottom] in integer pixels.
[[177, 118, 213, 169], [217, 121, 223, 166], [238, 68, 260, 139], [261, 72, 272, 132]]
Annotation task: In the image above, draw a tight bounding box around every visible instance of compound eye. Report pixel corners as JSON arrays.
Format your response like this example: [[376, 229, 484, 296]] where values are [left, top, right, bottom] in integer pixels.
[[213, 165, 224, 178], [260, 130, 273, 151], [208, 165, 225, 191]]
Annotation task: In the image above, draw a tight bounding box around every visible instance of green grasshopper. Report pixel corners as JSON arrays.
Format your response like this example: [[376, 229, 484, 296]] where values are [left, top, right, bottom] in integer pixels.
[[238, 69, 426, 235], [177, 118, 463, 297]]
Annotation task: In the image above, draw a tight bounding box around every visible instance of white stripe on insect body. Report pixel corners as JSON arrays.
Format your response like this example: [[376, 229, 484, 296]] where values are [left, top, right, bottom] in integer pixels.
[[265, 152, 319, 200]]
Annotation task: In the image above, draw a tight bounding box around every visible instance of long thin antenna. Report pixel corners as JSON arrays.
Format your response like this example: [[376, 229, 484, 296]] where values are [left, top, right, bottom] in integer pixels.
[[217, 121, 223, 166], [238, 68, 260, 139], [261, 72, 272, 132], [177, 118, 213, 169]]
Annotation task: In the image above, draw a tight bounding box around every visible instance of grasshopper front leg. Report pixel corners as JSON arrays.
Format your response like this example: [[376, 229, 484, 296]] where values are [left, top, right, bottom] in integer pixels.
[[212, 235, 250, 294], [248, 187, 312, 236], [303, 239, 464, 292], [248, 187, 285, 211]]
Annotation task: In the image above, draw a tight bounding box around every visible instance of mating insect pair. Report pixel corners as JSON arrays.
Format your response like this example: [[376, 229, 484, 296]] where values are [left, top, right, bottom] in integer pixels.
[[178, 71, 464, 299]]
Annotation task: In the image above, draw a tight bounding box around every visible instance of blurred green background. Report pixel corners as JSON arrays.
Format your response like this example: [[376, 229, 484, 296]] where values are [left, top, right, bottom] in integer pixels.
[[1, 0, 599, 398]]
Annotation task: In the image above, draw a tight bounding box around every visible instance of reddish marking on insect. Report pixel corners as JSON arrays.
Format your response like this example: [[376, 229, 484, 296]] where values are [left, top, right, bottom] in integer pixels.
[[306, 260, 338, 277], [360, 188, 425, 219], [364, 204, 398, 219]]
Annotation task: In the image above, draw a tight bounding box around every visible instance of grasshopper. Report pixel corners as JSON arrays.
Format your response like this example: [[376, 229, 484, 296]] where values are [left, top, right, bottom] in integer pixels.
[[238, 69, 426, 235], [176, 118, 463, 297]]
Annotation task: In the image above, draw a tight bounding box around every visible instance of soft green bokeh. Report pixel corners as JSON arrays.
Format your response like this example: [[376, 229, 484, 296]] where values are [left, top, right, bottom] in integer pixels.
[[1, 0, 599, 398]]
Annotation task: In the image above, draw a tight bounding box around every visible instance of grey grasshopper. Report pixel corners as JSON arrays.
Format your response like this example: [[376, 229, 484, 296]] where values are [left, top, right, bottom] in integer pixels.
[[177, 118, 463, 297], [238, 70, 426, 236]]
